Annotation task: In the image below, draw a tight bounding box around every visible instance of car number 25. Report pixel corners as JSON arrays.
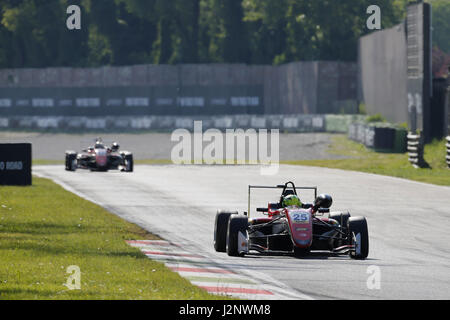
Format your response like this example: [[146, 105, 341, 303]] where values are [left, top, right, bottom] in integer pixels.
[[292, 212, 309, 223]]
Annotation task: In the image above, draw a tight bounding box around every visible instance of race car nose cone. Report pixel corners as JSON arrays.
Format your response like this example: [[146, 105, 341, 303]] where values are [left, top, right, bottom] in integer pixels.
[[95, 149, 107, 166]]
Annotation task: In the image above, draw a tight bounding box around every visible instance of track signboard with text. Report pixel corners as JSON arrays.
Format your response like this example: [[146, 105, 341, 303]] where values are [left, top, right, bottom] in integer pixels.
[[0, 144, 32, 186]]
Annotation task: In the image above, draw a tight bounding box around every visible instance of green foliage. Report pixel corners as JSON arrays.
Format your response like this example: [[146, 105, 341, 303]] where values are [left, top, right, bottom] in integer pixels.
[[0, 0, 414, 67], [358, 103, 367, 115], [395, 0, 450, 53], [428, 0, 450, 53], [366, 113, 387, 123]]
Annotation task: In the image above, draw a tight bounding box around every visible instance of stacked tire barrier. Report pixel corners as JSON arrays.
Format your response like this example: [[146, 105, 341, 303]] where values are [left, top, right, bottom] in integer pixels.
[[0, 114, 363, 133], [446, 136, 450, 168], [407, 133, 425, 168], [348, 122, 407, 152]]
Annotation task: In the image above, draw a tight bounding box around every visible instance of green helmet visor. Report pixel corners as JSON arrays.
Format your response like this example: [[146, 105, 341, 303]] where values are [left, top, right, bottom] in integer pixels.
[[283, 195, 302, 207]]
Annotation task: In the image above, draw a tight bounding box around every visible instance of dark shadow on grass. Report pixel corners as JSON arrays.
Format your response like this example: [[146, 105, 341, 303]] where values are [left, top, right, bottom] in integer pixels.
[[1, 221, 110, 236], [108, 250, 147, 259], [373, 148, 405, 154], [420, 160, 432, 169]]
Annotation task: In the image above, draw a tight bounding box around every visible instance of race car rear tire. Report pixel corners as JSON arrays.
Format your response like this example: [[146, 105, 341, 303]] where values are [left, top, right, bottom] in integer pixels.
[[226, 215, 248, 257], [214, 210, 237, 252], [348, 217, 369, 259], [124, 154, 134, 172], [65, 152, 77, 171]]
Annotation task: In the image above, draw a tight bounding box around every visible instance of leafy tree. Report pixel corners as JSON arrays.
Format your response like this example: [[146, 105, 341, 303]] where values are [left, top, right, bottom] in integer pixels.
[[429, 0, 450, 53], [58, 0, 89, 67], [243, 0, 288, 64], [197, 0, 225, 63], [0, 0, 89, 67], [119, 0, 173, 64], [394, 0, 450, 53], [171, 0, 200, 63], [220, 0, 249, 63], [1, 0, 62, 67], [0, 0, 422, 67]]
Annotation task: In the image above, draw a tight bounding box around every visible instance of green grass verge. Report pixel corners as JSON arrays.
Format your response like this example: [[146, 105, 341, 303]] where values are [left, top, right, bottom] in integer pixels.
[[32, 160, 64, 166], [135, 159, 173, 165], [0, 177, 222, 300], [283, 135, 450, 186]]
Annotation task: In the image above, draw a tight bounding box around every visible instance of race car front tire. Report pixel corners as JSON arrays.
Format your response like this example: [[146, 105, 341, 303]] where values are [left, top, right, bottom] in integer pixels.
[[226, 215, 248, 257], [124, 154, 134, 172], [214, 210, 237, 252], [348, 217, 369, 259], [65, 152, 77, 171]]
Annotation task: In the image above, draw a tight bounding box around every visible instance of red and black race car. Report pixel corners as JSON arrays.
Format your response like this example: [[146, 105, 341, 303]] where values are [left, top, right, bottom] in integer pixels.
[[214, 181, 369, 259], [65, 138, 133, 172]]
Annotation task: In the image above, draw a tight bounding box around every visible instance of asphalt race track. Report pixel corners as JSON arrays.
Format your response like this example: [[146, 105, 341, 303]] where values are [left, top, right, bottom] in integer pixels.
[[0, 132, 347, 161], [34, 164, 450, 300]]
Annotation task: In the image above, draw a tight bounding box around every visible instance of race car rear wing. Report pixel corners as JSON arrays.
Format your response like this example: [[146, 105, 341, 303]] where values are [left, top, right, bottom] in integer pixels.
[[247, 182, 317, 218]]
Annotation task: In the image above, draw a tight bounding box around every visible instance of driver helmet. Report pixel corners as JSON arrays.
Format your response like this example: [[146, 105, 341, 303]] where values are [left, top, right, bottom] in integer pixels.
[[282, 194, 302, 208], [111, 142, 120, 151]]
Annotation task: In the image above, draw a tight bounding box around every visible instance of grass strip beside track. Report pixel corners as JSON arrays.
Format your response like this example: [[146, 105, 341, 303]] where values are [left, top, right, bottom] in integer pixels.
[[284, 136, 450, 186], [0, 177, 221, 300]]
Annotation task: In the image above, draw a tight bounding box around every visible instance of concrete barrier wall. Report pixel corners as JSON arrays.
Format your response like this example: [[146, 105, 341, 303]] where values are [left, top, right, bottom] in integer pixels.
[[0, 62, 357, 116], [358, 23, 408, 124]]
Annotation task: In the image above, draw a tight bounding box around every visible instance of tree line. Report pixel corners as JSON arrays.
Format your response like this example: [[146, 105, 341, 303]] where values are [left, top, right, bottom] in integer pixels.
[[0, 0, 448, 68]]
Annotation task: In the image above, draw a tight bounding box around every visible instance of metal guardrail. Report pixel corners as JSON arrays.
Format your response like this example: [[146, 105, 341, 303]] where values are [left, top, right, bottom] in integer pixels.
[[407, 132, 425, 168], [446, 136, 450, 168], [0, 115, 361, 133]]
